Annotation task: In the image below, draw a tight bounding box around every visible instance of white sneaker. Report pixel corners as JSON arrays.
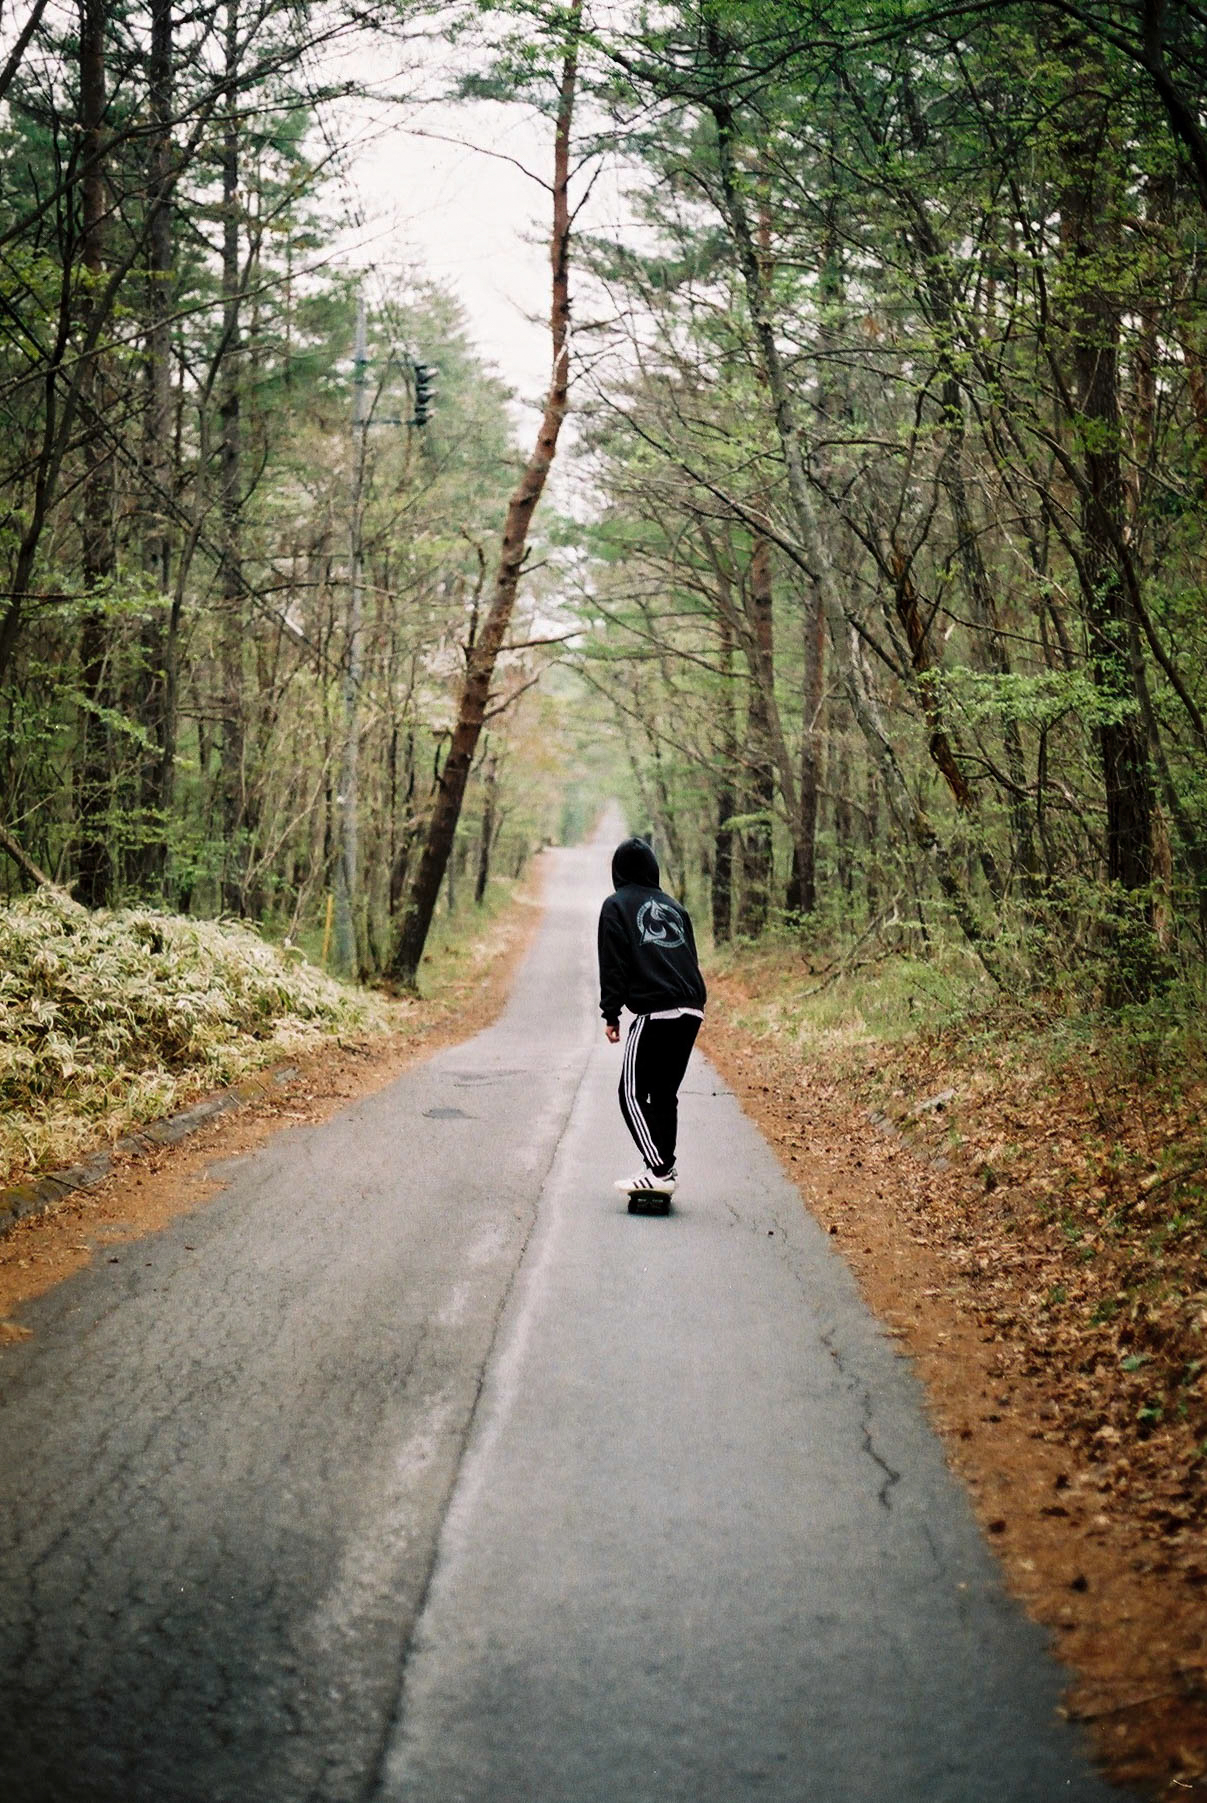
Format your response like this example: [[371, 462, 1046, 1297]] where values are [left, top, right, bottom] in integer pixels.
[[614, 1171, 677, 1196]]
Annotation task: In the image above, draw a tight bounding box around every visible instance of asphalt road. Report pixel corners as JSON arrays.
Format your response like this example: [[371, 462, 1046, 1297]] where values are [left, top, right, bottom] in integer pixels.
[[0, 837, 1130, 1802]]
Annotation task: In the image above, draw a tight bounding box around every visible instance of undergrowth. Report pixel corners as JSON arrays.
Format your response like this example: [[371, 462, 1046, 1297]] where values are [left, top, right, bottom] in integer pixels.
[[707, 927, 990, 1053], [0, 890, 393, 1186]]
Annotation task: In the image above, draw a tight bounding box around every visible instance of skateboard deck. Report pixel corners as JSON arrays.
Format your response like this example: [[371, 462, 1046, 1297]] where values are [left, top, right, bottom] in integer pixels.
[[626, 1189, 671, 1216]]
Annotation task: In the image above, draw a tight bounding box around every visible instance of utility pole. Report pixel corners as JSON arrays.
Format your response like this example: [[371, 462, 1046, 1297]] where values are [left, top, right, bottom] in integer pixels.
[[334, 292, 368, 975]]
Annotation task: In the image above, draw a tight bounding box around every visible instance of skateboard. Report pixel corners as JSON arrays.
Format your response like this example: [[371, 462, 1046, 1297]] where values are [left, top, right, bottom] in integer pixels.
[[626, 1187, 672, 1216]]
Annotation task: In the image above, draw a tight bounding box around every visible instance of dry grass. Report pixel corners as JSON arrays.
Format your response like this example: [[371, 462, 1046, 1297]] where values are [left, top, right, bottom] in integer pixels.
[[0, 889, 394, 1185]]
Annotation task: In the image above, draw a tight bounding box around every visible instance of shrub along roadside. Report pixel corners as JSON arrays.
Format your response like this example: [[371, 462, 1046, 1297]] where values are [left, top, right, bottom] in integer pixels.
[[0, 876, 533, 1191]]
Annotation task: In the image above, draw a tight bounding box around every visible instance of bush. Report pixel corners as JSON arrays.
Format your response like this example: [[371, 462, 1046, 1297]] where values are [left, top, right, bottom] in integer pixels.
[[0, 890, 381, 1182]]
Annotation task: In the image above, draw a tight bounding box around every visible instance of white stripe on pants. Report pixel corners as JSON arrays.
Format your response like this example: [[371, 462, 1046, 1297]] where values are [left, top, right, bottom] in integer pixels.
[[618, 1012, 700, 1175]]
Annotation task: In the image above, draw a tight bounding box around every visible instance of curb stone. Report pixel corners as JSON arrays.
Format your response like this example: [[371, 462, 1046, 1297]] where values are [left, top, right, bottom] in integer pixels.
[[0, 1064, 300, 1241]]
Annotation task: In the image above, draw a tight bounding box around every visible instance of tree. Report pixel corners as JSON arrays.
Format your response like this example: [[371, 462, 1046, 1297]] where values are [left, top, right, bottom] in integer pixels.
[[572, 0, 1207, 994], [389, 0, 584, 988]]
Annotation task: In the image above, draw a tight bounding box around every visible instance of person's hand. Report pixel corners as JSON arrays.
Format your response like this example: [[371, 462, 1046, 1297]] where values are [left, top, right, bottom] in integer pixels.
[[604, 1022, 620, 1044]]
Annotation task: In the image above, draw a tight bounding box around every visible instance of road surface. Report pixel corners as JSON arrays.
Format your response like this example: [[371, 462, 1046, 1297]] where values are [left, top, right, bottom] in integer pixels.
[[0, 836, 1127, 1801]]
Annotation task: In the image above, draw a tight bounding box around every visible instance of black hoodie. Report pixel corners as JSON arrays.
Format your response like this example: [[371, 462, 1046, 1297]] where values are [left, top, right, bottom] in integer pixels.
[[597, 838, 706, 1027]]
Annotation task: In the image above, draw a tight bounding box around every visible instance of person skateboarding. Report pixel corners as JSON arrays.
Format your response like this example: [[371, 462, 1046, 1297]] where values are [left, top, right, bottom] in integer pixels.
[[598, 836, 706, 1207]]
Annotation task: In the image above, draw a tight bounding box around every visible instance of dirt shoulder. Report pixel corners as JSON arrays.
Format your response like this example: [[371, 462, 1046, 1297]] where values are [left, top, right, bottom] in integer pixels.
[[0, 872, 545, 1338], [704, 971, 1207, 1801]]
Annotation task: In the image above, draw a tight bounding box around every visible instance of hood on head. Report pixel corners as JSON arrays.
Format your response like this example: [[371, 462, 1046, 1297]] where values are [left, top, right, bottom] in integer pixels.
[[612, 837, 659, 889]]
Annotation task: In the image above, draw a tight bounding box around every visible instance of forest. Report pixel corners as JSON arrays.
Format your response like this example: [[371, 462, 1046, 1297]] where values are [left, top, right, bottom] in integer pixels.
[[1, 0, 1205, 1010], [3, 7, 1207, 1783]]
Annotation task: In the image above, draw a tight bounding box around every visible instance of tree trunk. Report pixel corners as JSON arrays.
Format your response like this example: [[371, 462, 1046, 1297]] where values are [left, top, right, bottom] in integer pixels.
[[136, 0, 176, 897], [1138, 0, 1207, 219], [389, 726, 416, 916], [0, 823, 61, 894], [388, 5, 580, 988], [834, 733, 854, 896], [1060, 55, 1157, 994], [335, 293, 369, 972], [887, 538, 1005, 904], [218, 0, 246, 915], [788, 583, 825, 914], [934, 372, 1037, 895], [865, 763, 880, 918], [0, 0, 220, 694], [76, 0, 113, 909], [712, 611, 736, 942], [736, 530, 774, 935], [737, 194, 777, 936], [474, 752, 499, 905], [860, 87, 1036, 902], [699, 521, 807, 923], [787, 189, 837, 917]]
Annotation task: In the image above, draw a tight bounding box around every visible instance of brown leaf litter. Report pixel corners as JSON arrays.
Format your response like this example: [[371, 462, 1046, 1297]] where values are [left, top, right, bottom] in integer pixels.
[[704, 968, 1206, 1801]]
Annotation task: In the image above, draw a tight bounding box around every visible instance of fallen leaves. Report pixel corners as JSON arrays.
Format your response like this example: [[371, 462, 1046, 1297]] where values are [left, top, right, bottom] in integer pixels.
[[704, 967, 1207, 1801]]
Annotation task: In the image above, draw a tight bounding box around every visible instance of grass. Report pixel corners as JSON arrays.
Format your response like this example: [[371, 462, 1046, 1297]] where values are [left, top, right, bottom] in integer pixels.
[[711, 922, 1207, 1156], [706, 926, 991, 1060]]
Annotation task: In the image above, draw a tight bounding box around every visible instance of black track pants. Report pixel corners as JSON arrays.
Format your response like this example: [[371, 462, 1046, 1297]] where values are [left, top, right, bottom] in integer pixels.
[[618, 1013, 701, 1177]]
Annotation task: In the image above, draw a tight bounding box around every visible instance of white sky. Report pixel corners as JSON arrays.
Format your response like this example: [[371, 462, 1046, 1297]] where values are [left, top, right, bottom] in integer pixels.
[[321, 0, 595, 422], [340, 93, 557, 409], [315, 6, 657, 538], [322, 5, 647, 445]]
